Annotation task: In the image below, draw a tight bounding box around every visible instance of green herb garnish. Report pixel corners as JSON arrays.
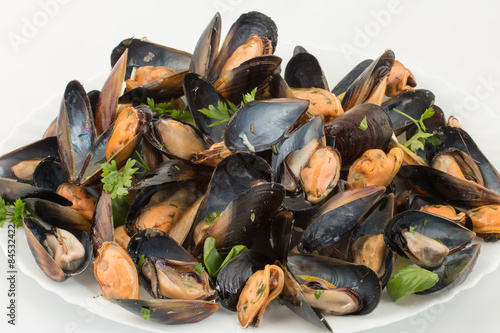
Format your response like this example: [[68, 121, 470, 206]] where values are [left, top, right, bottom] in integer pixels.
[[193, 263, 205, 274], [0, 198, 26, 228], [358, 116, 368, 131], [314, 289, 325, 299], [392, 107, 441, 151], [137, 254, 146, 271], [386, 266, 439, 301], [101, 159, 138, 199], [409, 225, 418, 234], [203, 237, 248, 276], [204, 211, 222, 226], [146, 97, 193, 123], [140, 307, 150, 320]]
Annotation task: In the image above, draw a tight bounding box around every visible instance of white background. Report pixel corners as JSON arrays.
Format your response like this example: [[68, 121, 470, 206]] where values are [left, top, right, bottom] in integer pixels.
[[1, 0, 500, 332]]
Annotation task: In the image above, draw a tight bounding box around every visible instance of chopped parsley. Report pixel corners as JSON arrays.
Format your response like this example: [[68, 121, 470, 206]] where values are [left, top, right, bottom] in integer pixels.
[[409, 225, 418, 234], [358, 116, 368, 131], [392, 107, 442, 151], [314, 289, 325, 299], [140, 307, 150, 320]]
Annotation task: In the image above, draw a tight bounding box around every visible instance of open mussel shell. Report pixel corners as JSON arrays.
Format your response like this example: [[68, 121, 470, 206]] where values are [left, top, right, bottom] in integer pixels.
[[324, 103, 393, 165], [192, 181, 285, 256], [216, 250, 272, 311], [426, 126, 500, 193], [277, 262, 332, 332], [112, 298, 218, 325], [130, 160, 199, 190], [145, 114, 210, 163], [213, 55, 282, 103], [57, 80, 96, 183], [118, 70, 188, 104], [91, 191, 113, 255], [190, 12, 221, 78], [111, 37, 192, 79], [23, 216, 92, 282], [287, 254, 382, 315], [341, 50, 395, 111], [194, 153, 273, 227], [208, 11, 278, 82], [418, 243, 481, 295], [0, 177, 71, 206], [183, 72, 227, 142], [382, 89, 435, 135], [350, 194, 395, 288], [0, 136, 59, 182], [271, 115, 325, 181], [125, 180, 204, 242], [298, 185, 386, 255], [33, 156, 68, 191], [384, 210, 476, 260], [398, 164, 500, 209], [24, 197, 92, 236], [95, 49, 128, 135], [284, 47, 329, 90], [331, 59, 373, 96], [79, 106, 150, 186], [224, 98, 309, 153]]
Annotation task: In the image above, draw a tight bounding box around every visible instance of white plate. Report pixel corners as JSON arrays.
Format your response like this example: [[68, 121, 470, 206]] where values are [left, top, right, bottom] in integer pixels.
[[1, 45, 500, 333]]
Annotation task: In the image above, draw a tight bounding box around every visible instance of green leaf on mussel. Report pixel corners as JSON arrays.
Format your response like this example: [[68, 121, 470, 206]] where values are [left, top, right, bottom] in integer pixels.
[[387, 266, 439, 302], [203, 237, 248, 276]]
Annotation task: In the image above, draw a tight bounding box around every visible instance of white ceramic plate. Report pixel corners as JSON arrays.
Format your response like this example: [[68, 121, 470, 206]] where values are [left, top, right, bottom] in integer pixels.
[[1, 46, 499, 333]]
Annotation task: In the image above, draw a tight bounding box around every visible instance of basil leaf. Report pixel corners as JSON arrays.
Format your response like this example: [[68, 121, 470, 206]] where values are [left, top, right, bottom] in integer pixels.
[[387, 266, 439, 302], [203, 237, 248, 276]]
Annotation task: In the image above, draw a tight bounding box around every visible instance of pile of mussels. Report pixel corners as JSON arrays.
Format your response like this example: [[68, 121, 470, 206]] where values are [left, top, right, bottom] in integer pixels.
[[1, 11, 499, 332]]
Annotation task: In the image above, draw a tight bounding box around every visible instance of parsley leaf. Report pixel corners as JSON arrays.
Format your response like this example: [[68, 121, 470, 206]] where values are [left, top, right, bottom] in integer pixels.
[[203, 237, 248, 276], [146, 97, 193, 123], [101, 159, 138, 199], [193, 263, 205, 274], [0, 197, 26, 228], [140, 307, 150, 320], [198, 100, 236, 127], [197, 87, 258, 127], [358, 116, 368, 131], [392, 107, 440, 151]]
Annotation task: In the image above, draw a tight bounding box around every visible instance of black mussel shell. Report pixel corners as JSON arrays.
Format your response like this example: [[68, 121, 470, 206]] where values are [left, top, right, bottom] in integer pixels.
[[287, 254, 382, 315], [57, 80, 95, 183], [384, 210, 476, 259], [119, 70, 187, 104], [298, 186, 385, 255], [91, 191, 113, 255], [0, 177, 71, 206], [271, 115, 324, 181], [190, 12, 221, 78], [112, 299, 218, 325], [0, 136, 59, 182], [331, 59, 373, 96], [398, 164, 500, 208], [213, 55, 281, 103], [382, 89, 435, 135], [224, 98, 309, 153], [111, 38, 192, 79], [23, 216, 92, 282], [285, 49, 329, 90], [426, 126, 500, 193], [216, 250, 272, 311], [130, 160, 199, 190], [418, 243, 481, 294], [33, 156, 67, 192], [341, 50, 394, 111], [277, 262, 332, 332], [324, 103, 393, 165], [208, 11, 278, 82], [183, 72, 227, 142]]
